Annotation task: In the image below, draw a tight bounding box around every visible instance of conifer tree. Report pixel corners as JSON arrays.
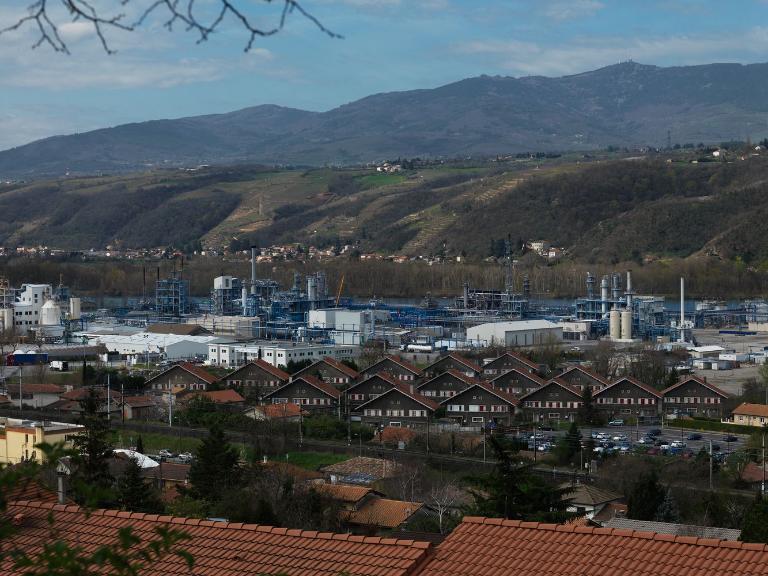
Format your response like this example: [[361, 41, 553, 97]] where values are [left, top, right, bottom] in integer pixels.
[[186, 424, 241, 502]]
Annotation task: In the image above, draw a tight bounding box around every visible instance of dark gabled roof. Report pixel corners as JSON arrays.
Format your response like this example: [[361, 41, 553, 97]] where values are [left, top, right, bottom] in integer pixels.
[[416, 369, 479, 391], [661, 375, 730, 398], [147, 362, 218, 385], [356, 383, 438, 412], [424, 353, 482, 374], [346, 372, 398, 394], [320, 356, 360, 379], [560, 482, 624, 506], [558, 365, 609, 385], [519, 377, 583, 401], [440, 381, 519, 407], [265, 374, 341, 400], [595, 376, 662, 399], [223, 359, 290, 382], [489, 368, 546, 387], [483, 352, 539, 372], [365, 355, 422, 376]]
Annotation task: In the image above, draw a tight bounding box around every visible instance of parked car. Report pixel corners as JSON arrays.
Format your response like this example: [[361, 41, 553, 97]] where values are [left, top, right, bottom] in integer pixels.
[[158, 449, 174, 459], [177, 452, 194, 462], [648, 429, 662, 437], [723, 435, 739, 443], [711, 444, 721, 452], [687, 433, 702, 441], [670, 441, 687, 449], [608, 419, 625, 427]]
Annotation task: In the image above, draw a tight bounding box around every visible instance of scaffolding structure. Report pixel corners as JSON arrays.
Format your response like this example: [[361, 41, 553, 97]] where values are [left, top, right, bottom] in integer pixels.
[[155, 272, 189, 317]]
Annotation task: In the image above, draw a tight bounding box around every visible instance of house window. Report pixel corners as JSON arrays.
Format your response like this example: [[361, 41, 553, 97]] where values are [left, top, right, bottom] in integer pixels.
[[447, 404, 463, 412], [389, 421, 402, 427]]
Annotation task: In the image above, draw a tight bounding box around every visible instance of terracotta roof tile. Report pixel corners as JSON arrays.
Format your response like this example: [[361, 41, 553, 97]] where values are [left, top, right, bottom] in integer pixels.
[[596, 376, 663, 399], [357, 383, 438, 411], [419, 516, 768, 576], [2, 501, 432, 576], [319, 356, 360, 379], [345, 499, 423, 529], [179, 389, 245, 404], [9, 383, 65, 396], [732, 402, 768, 418], [559, 365, 609, 384], [314, 483, 375, 504], [483, 352, 540, 372], [367, 355, 422, 376]]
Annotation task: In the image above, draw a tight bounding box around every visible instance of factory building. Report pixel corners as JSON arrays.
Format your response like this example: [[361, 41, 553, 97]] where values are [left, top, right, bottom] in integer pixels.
[[466, 320, 562, 348], [307, 308, 390, 345], [206, 341, 358, 369], [81, 332, 230, 362], [0, 281, 81, 338]]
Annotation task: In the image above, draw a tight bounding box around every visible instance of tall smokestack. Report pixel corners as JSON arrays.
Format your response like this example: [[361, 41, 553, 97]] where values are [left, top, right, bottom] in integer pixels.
[[250, 246, 257, 295], [625, 270, 633, 308], [680, 277, 685, 343]]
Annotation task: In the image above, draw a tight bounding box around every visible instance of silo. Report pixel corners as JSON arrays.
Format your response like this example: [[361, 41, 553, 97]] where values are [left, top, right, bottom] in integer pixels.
[[621, 308, 632, 340], [600, 276, 610, 313], [609, 308, 621, 340], [41, 300, 61, 325], [1, 308, 12, 332], [69, 297, 81, 320]]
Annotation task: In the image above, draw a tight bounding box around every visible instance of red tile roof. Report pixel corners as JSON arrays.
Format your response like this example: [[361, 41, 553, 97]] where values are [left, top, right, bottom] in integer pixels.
[[345, 499, 424, 529], [595, 376, 662, 399], [252, 403, 306, 419], [417, 369, 480, 392], [661, 375, 730, 398], [122, 395, 157, 408], [731, 402, 768, 418], [59, 386, 121, 401], [225, 359, 290, 382], [8, 383, 65, 396], [314, 483, 375, 504], [3, 500, 432, 576], [424, 354, 482, 374], [181, 389, 245, 404], [419, 516, 768, 576]]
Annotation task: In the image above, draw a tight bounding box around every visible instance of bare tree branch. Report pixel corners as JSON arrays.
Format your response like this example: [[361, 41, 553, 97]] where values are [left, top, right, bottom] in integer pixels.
[[1, 0, 341, 54]]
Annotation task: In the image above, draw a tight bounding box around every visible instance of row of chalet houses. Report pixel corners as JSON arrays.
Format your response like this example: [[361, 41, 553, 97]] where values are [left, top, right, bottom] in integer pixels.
[[138, 354, 730, 429]]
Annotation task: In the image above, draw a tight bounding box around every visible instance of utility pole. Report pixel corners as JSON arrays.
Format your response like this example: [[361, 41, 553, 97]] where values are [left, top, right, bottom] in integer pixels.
[[709, 439, 713, 491], [107, 373, 111, 422], [18, 365, 22, 418]]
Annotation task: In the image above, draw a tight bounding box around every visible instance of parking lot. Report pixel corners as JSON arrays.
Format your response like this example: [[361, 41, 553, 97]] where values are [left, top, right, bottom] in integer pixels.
[[519, 422, 752, 458]]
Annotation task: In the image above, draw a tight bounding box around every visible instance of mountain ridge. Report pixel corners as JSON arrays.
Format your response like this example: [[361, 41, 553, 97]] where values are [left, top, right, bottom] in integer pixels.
[[4, 61, 768, 177]]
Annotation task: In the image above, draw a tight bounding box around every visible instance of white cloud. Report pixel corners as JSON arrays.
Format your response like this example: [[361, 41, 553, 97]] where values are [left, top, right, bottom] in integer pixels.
[[544, 1, 605, 21], [455, 27, 768, 77], [58, 21, 95, 43]]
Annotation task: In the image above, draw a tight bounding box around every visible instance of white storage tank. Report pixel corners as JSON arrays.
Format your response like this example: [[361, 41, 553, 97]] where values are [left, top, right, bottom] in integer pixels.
[[69, 297, 81, 320], [41, 300, 61, 326], [609, 309, 621, 340], [621, 309, 632, 340]]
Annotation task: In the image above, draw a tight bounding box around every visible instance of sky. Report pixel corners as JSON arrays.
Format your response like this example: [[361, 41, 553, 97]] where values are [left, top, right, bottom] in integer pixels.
[[2, 0, 768, 150]]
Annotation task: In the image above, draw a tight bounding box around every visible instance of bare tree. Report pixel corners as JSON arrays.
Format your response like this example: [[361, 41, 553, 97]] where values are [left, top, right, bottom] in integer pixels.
[[1, 1, 341, 54], [428, 480, 461, 534]]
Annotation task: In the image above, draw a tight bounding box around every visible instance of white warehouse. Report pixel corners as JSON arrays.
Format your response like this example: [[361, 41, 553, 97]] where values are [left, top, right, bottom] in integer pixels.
[[80, 332, 230, 361], [466, 320, 563, 347]]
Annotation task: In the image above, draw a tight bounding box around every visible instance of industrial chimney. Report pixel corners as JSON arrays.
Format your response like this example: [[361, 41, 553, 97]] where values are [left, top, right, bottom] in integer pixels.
[[250, 246, 258, 295]]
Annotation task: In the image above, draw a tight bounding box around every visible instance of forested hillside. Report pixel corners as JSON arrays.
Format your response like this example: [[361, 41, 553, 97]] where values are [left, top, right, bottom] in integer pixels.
[[3, 155, 768, 267]]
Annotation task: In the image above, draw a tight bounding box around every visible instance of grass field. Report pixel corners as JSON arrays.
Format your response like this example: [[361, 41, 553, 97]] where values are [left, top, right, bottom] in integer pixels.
[[283, 451, 348, 470]]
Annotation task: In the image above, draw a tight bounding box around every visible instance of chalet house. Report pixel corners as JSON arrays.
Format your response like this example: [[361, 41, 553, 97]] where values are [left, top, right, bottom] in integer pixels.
[[346, 373, 397, 412], [221, 360, 289, 400], [481, 352, 542, 377], [556, 366, 608, 393], [488, 369, 545, 397], [6, 383, 64, 408], [263, 375, 341, 413], [362, 355, 422, 382], [146, 362, 218, 394], [357, 384, 438, 429], [422, 353, 482, 378], [293, 357, 360, 387], [727, 403, 768, 427], [416, 370, 476, 399], [661, 376, 729, 418], [442, 382, 517, 427], [594, 376, 662, 420], [519, 378, 583, 422]]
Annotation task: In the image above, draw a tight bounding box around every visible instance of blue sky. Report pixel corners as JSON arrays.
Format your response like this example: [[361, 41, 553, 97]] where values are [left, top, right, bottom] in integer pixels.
[[1, 0, 768, 149]]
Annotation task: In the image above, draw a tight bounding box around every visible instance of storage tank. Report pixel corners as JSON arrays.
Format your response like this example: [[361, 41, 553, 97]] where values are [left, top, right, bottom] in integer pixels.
[[609, 308, 621, 340], [69, 297, 81, 320], [600, 276, 610, 313], [621, 308, 632, 340], [1, 308, 12, 331], [41, 300, 61, 326]]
